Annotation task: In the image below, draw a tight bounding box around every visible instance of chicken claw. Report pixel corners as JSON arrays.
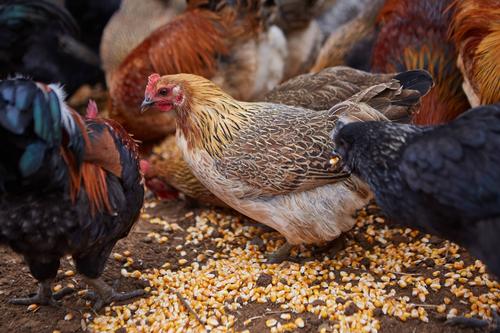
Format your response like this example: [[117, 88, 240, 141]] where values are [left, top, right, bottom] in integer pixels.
[[267, 242, 294, 264], [85, 278, 145, 310], [9, 280, 74, 306], [445, 311, 499, 332]]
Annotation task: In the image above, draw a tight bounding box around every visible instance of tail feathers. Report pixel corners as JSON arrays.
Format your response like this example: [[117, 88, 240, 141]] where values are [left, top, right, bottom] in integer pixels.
[[393, 69, 434, 106], [341, 69, 434, 122], [0, 78, 86, 180], [19, 141, 46, 177], [0, 79, 38, 134]]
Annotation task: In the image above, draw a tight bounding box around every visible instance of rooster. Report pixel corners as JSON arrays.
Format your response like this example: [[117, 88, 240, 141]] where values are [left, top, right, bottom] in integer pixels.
[[0, 79, 144, 309], [141, 70, 432, 261], [371, 0, 470, 125], [143, 66, 426, 207], [331, 103, 500, 331], [449, 0, 500, 107], [107, 0, 287, 143], [0, 0, 103, 96]]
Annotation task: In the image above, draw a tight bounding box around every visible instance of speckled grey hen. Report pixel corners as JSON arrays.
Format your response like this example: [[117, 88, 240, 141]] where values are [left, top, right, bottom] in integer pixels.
[[141, 70, 432, 261]]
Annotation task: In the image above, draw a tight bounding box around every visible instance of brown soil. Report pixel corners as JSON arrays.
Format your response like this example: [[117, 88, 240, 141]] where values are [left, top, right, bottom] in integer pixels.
[[0, 200, 495, 333]]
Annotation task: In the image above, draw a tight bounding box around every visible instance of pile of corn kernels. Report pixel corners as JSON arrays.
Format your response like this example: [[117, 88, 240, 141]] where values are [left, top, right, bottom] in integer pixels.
[[89, 202, 500, 333]]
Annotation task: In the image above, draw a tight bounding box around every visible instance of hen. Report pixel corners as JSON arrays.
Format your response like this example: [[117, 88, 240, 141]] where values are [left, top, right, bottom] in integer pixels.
[[449, 0, 500, 107], [144, 67, 427, 206], [0, 0, 103, 96], [332, 103, 500, 330], [108, 0, 287, 143], [141, 70, 432, 261], [332, 104, 500, 277], [0, 79, 144, 309], [371, 0, 470, 125]]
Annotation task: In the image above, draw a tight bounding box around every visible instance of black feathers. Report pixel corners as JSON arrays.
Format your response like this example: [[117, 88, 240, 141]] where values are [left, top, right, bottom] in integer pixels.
[[0, 0, 104, 95], [332, 103, 500, 276], [0, 78, 84, 189], [393, 70, 434, 106], [0, 80, 144, 306]]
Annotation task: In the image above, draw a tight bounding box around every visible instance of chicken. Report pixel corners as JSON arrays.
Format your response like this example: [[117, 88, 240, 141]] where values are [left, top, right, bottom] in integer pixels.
[[0, 79, 145, 309], [311, 0, 385, 73], [140, 70, 432, 261], [142, 136, 226, 206], [449, 0, 500, 107], [144, 67, 428, 206], [100, 0, 186, 86], [331, 103, 500, 330], [108, 0, 287, 143], [371, 0, 470, 125], [331, 104, 500, 277], [0, 0, 103, 96]]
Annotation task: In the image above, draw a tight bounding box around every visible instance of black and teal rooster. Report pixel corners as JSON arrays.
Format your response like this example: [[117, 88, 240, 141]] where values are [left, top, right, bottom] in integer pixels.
[[0, 0, 103, 95], [0, 78, 145, 309]]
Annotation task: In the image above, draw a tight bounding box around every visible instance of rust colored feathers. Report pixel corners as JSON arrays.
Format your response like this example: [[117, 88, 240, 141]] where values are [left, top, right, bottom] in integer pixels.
[[107, 1, 276, 143], [372, 0, 470, 125], [449, 0, 500, 106]]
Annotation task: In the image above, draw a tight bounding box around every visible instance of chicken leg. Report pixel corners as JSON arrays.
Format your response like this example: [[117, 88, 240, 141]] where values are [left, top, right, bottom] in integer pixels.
[[9, 280, 74, 306], [85, 278, 145, 310], [267, 242, 294, 264], [446, 311, 499, 333]]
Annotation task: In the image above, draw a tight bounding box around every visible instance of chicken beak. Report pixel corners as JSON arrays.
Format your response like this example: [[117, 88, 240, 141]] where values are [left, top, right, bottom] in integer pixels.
[[140, 98, 155, 113], [329, 155, 340, 167], [330, 151, 351, 175]]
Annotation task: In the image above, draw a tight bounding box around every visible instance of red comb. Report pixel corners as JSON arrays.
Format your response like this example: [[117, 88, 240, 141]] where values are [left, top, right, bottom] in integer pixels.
[[140, 159, 150, 175], [146, 73, 161, 95], [86, 99, 99, 119]]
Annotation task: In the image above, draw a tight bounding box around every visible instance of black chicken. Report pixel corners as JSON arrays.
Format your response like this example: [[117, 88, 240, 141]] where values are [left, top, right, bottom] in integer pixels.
[[332, 103, 500, 276], [0, 78, 145, 309], [0, 0, 103, 96], [331, 104, 500, 330]]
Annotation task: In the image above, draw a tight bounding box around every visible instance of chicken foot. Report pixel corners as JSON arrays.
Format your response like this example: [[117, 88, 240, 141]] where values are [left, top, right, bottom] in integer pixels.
[[9, 280, 74, 306], [446, 311, 499, 333], [312, 235, 346, 257], [84, 277, 145, 310], [267, 242, 294, 264]]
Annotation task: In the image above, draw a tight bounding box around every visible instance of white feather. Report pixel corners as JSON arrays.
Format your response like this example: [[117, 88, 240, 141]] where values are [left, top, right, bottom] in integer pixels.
[[47, 83, 78, 136]]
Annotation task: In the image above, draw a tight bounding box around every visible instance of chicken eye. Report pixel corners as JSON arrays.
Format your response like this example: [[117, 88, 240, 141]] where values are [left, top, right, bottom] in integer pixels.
[[158, 88, 169, 96], [338, 138, 348, 148]]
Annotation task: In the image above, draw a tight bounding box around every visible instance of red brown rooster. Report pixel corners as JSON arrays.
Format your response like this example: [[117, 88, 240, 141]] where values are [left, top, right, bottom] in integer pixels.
[[372, 0, 470, 125], [108, 0, 287, 143], [0, 78, 144, 309]]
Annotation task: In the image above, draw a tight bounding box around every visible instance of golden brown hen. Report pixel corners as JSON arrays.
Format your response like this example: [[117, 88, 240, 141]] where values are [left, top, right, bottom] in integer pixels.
[[107, 0, 287, 143], [141, 70, 432, 261], [144, 67, 423, 207], [449, 0, 500, 107]]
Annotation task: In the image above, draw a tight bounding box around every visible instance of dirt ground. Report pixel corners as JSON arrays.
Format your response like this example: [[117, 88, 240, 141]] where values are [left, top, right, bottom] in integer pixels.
[[0, 199, 497, 333]]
